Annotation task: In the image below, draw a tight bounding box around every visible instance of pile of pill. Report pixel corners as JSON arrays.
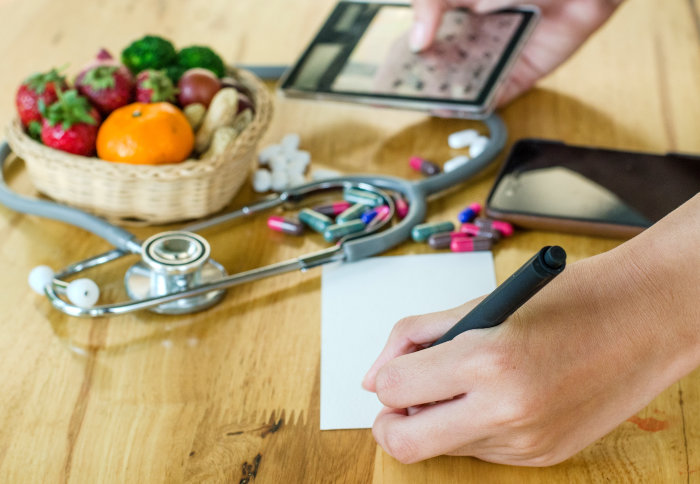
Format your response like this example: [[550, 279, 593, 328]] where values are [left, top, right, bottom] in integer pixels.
[[410, 202, 514, 253], [408, 128, 491, 177], [266, 188, 408, 241], [253, 134, 344, 193]]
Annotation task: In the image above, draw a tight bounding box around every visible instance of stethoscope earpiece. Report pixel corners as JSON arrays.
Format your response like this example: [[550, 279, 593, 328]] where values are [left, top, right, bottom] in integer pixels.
[[29, 265, 100, 308]]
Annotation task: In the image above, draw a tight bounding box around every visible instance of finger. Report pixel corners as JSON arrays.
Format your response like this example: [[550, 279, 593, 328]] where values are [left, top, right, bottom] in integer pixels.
[[362, 298, 483, 391], [372, 396, 477, 464], [374, 336, 478, 408], [410, 0, 447, 52], [471, 0, 533, 14]]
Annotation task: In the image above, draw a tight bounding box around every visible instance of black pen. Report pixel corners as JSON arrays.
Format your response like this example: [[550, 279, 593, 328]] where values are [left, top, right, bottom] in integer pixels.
[[431, 245, 567, 347]]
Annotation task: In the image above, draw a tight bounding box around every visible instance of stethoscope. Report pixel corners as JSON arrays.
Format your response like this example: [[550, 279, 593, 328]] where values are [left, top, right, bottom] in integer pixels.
[[0, 114, 506, 318]]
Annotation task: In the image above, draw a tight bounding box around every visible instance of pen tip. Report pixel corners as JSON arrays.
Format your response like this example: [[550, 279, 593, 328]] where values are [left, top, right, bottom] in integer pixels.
[[544, 246, 566, 269]]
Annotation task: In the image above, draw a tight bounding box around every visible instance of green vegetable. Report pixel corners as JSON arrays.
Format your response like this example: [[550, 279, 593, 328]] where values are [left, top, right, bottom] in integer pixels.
[[121, 35, 177, 74], [175, 45, 226, 78], [164, 64, 187, 84]]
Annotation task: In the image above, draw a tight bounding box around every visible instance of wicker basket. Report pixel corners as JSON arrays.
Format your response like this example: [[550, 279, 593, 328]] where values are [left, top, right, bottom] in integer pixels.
[[6, 68, 272, 225]]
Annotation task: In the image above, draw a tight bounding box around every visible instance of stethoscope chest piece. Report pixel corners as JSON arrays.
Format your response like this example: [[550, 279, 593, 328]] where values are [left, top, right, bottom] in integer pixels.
[[124, 231, 227, 314]]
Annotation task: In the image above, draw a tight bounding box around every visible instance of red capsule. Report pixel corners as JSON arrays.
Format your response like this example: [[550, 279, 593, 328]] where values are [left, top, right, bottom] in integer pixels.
[[450, 237, 493, 252], [393, 195, 409, 219], [267, 216, 304, 236], [474, 217, 514, 237], [313, 201, 352, 217], [409, 156, 441, 176], [460, 223, 502, 241], [427, 231, 468, 249]]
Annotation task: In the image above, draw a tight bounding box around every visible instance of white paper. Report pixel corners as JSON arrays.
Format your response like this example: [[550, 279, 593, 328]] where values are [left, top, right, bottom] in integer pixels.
[[320, 252, 497, 430]]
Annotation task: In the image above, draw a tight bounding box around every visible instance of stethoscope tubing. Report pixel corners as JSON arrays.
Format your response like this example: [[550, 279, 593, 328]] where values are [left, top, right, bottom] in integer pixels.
[[0, 114, 507, 317]]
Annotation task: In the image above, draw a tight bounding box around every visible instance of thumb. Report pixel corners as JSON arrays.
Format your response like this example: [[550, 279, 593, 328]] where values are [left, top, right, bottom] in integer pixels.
[[410, 0, 447, 52]]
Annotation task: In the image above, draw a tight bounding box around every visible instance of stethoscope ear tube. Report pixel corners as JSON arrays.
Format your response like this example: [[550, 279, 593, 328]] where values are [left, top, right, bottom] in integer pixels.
[[0, 142, 141, 254]]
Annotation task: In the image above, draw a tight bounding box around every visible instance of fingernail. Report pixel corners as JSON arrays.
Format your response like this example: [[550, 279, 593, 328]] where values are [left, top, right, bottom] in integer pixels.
[[409, 22, 427, 53]]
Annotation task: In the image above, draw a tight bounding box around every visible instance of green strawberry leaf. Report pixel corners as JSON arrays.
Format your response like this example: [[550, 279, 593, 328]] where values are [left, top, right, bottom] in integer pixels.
[[80, 65, 118, 91]]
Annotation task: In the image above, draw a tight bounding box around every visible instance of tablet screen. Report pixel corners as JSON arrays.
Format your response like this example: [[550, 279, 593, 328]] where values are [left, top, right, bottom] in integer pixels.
[[281, 2, 538, 117]]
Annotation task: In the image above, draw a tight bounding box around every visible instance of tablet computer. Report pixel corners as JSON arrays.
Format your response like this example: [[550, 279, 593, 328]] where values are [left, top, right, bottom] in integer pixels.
[[280, 1, 539, 118]]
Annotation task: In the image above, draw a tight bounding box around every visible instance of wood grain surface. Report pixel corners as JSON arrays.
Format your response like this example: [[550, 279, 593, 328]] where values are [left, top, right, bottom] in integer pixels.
[[0, 0, 698, 482]]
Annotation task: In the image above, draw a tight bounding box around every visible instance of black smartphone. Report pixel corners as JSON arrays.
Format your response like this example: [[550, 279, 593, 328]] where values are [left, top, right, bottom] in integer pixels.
[[485, 139, 700, 238]]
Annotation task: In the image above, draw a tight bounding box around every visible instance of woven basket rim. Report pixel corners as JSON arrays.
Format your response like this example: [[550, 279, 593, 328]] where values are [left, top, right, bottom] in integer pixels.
[[6, 67, 272, 181]]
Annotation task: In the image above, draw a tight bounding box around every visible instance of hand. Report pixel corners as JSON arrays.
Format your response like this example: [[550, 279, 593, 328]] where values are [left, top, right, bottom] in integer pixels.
[[409, 0, 623, 105], [362, 196, 700, 465]]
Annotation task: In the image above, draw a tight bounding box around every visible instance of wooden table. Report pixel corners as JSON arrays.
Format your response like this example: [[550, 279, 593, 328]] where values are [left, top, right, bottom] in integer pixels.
[[0, 0, 698, 482]]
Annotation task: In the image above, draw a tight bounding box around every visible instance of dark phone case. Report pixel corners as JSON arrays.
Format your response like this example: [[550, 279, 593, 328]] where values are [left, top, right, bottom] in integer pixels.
[[485, 139, 700, 239]]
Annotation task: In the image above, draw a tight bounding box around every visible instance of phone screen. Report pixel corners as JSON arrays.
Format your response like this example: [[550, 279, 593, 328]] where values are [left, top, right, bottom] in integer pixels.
[[280, 1, 538, 117], [486, 139, 700, 230]]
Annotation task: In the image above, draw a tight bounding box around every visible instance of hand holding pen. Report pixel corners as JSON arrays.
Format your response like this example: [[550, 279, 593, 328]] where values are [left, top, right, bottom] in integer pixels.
[[362, 197, 700, 467]]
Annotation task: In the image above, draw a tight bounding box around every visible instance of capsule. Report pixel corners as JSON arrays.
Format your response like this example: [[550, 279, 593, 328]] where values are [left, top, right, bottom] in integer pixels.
[[411, 221, 455, 242], [470, 136, 490, 158], [460, 223, 502, 241], [409, 156, 441, 176], [475, 217, 514, 237], [337, 203, 368, 223], [393, 194, 409, 219], [267, 216, 304, 236], [298, 208, 333, 233], [366, 205, 392, 229], [458, 202, 482, 224], [313, 201, 352, 217], [447, 129, 478, 149], [361, 206, 380, 224], [450, 237, 493, 252], [323, 219, 366, 242], [343, 187, 383, 207], [427, 232, 464, 249], [444, 155, 470, 173]]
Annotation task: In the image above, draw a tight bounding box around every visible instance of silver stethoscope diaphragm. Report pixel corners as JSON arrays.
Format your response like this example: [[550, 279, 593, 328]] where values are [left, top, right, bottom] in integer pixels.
[[124, 231, 227, 315]]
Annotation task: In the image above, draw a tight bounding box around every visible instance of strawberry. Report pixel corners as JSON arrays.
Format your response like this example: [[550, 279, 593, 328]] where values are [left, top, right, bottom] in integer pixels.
[[135, 69, 177, 103], [15, 68, 68, 136], [40, 89, 101, 156], [75, 51, 134, 115]]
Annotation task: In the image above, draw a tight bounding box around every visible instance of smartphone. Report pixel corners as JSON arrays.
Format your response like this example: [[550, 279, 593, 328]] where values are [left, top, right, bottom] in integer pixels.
[[485, 139, 700, 238], [280, 1, 539, 119]]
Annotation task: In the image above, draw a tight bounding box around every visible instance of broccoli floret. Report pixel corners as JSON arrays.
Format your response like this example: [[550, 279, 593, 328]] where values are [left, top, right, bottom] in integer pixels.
[[164, 64, 187, 84], [121, 35, 177, 74], [176, 46, 226, 78]]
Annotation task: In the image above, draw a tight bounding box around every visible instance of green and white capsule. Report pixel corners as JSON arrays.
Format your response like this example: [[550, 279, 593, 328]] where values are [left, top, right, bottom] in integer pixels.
[[336, 203, 368, 223], [323, 219, 366, 242], [411, 221, 455, 242], [343, 187, 383, 207], [298, 208, 333, 233]]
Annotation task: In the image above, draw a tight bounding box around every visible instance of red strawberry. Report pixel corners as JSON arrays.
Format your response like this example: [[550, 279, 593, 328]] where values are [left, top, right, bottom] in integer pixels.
[[15, 68, 68, 135], [40, 89, 101, 156], [75, 52, 134, 115], [135, 69, 177, 103]]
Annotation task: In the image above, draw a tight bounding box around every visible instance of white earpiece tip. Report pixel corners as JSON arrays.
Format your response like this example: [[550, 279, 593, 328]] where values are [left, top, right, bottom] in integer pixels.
[[29, 265, 55, 295], [66, 278, 100, 307]]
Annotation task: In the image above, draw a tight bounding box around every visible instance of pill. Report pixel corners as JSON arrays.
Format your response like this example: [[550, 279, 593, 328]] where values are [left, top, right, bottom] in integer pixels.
[[458, 202, 482, 224], [269, 153, 289, 173], [270, 170, 289, 192], [460, 223, 502, 241], [475, 217, 514, 237], [393, 195, 409, 219], [337, 203, 368, 223], [427, 232, 458, 249], [361, 208, 379, 224], [298, 208, 333, 233], [311, 168, 342, 180], [267, 216, 304, 236], [469, 136, 490, 158], [411, 221, 455, 242], [289, 150, 311, 167], [344, 187, 383, 207], [281, 133, 300, 152], [287, 172, 306, 188], [313, 201, 351, 217], [409, 156, 441, 176], [287, 159, 307, 176], [252, 169, 272, 192], [323, 219, 366, 242], [444, 155, 470, 173], [258, 144, 284, 164], [450, 237, 493, 252], [448, 129, 479, 149]]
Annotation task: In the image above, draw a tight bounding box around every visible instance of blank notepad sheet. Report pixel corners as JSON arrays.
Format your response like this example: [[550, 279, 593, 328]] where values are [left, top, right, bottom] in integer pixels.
[[320, 252, 497, 430]]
